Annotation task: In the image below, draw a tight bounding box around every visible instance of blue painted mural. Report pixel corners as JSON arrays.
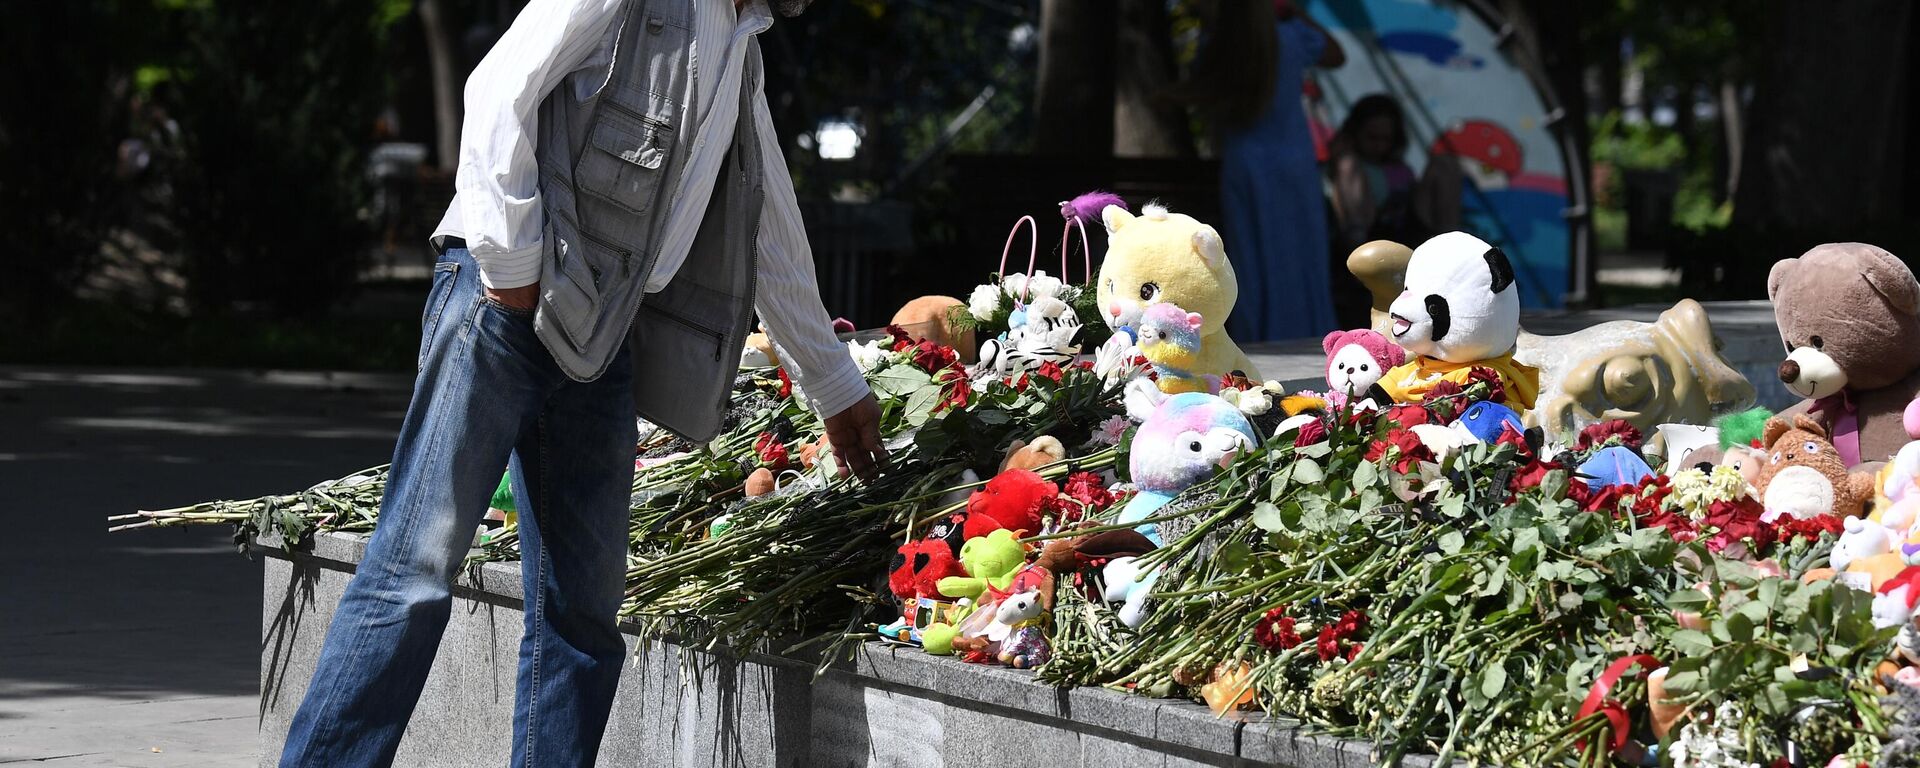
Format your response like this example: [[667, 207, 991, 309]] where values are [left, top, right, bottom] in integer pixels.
[[1303, 0, 1572, 308]]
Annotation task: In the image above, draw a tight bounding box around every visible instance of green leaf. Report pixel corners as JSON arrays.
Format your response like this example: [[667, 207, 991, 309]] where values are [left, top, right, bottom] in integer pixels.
[[1479, 561, 1508, 597], [1251, 502, 1285, 533], [902, 384, 943, 427], [1218, 541, 1253, 573], [1481, 664, 1508, 698], [1725, 612, 1756, 643], [1291, 458, 1325, 484], [1352, 459, 1378, 489], [1717, 558, 1762, 587], [1511, 527, 1541, 554], [870, 366, 933, 397], [1668, 588, 1711, 612], [1661, 668, 1702, 694], [1438, 530, 1465, 556], [1670, 629, 1716, 657]]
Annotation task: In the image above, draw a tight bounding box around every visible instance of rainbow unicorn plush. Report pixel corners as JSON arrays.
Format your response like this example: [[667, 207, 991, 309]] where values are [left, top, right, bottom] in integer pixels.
[[1117, 392, 1260, 545]]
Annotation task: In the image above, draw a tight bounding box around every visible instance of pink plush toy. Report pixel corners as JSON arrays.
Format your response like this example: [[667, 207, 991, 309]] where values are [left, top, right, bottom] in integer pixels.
[[1906, 397, 1920, 440], [1323, 329, 1406, 397]]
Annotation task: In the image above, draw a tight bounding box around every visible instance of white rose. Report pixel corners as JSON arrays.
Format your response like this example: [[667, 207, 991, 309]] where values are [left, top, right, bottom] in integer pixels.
[[1025, 270, 1064, 301], [846, 339, 888, 372], [1235, 387, 1273, 416], [968, 284, 1001, 321], [1000, 272, 1027, 299]]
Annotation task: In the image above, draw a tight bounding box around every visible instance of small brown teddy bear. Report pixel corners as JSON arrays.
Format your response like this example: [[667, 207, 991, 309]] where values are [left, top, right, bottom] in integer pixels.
[[1754, 414, 1875, 520], [1770, 243, 1920, 469]]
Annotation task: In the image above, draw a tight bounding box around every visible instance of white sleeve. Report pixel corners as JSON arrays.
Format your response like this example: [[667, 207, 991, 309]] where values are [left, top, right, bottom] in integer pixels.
[[455, 0, 625, 289], [747, 77, 870, 418]]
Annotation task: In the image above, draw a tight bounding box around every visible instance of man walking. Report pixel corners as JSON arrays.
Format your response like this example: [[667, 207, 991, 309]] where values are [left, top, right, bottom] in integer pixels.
[[279, 0, 884, 765]]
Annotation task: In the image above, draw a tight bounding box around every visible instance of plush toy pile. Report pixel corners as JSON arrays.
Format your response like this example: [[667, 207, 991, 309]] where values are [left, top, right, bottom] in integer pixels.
[[117, 205, 1920, 767]]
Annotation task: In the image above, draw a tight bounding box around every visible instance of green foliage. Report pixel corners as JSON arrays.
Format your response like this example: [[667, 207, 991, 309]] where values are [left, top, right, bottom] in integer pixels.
[[162, 0, 399, 317], [1590, 112, 1686, 172]]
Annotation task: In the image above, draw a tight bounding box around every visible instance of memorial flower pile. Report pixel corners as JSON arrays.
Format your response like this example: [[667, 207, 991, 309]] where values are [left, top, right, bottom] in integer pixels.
[[114, 212, 1920, 767]]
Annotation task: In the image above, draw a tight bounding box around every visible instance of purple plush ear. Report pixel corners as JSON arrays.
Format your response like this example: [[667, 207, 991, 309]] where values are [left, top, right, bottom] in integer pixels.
[[1063, 191, 1128, 225]]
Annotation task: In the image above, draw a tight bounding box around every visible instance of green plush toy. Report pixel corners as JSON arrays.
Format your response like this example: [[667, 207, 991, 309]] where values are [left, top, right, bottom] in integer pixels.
[[935, 529, 1027, 601], [1716, 407, 1773, 449], [921, 622, 960, 655]]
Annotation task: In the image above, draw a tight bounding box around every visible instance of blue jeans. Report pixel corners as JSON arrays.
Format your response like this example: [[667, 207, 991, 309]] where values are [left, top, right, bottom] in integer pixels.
[[281, 247, 636, 767]]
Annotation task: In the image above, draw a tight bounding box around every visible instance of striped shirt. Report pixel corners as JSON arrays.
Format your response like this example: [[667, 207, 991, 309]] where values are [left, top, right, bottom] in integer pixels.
[[431, 0, 868, 418]]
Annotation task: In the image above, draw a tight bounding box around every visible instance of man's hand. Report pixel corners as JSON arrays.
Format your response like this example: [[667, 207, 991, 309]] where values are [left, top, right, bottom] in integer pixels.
[[823, 394, 888, 482], [486, 283, 540, 312]]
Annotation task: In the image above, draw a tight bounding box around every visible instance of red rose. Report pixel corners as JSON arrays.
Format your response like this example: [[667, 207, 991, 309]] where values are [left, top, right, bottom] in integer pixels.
[[911, 340, 959, 373], [1036, 361, 1065, 383], [1465, 367, 1507, 403], [777, 368, 794, 399], [938, 374, 972, 412], [1316, 625, 1341, 662], [1254, 609, 1302, 652], [1577, 419, 1644, 451], [754, 432, 790, 470], [1295, 419, 1329, 446], [1013, 373, 1031, 392], [1367, 428, 1432, 473], [1382, 403, 1431, 430], [1704, 498, 1774, 552], [1062, 471, 1115, 511]]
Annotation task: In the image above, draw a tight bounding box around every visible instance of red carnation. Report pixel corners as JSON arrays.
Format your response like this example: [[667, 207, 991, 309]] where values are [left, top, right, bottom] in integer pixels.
[[777, 368, 794, 399], [1345, 642, 1364, 662], [1035, 361, 1065, 383], [1254, 608, 1302, 652], [1332, 609, 1368, 638], [1062, 471, 1115, 511], [1465, 367, 1507, 404], [1426, 379, 1464, 401], [1316, 625, 1341, 662], [754, 432, 791, 470], [1577, 419, 1644, 451], [1779, 514, 1845, 542], [1295, 419, 1329, 447], [886, 324, 915, 351]]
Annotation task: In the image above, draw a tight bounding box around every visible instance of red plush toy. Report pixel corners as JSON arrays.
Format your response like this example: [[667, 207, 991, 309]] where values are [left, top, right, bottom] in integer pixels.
[[963, 468, 1058, 540], [888, 538, 968, 602]]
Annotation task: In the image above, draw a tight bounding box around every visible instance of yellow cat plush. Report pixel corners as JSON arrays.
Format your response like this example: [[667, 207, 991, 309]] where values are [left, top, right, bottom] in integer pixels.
[[1097, 204, 1259, 379]]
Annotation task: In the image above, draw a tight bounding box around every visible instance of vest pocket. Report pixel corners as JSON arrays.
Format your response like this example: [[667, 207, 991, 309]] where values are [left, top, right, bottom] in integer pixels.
[[575, 106, 674, 214], [542, 215, 602, 348]]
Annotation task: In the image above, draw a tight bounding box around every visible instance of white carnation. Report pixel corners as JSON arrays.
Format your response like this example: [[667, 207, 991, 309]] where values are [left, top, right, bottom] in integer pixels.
[[968, 284, 1001, 322]]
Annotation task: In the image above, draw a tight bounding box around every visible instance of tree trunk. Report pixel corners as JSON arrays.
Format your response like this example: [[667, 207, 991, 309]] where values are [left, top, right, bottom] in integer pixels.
[[1034, 0, 1115, 157], [419, 0, 462, 172], [1113, 0, 1193, 158], [1718, 79, 1743, 202], [1501, 0, 1596, 305], [1733, 0, 1910, 233]]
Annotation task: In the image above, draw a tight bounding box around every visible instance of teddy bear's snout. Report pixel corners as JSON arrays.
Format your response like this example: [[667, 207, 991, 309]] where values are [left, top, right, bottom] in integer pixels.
[[1778, 359, 1801, 384]]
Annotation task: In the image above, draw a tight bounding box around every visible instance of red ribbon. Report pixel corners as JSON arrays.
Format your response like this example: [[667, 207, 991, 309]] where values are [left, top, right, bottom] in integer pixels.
[[1575, 654, 1662, 754]]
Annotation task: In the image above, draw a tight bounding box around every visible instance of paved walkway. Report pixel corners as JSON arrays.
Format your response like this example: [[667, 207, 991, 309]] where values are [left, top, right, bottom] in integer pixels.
[[0, 367, 410, 767]]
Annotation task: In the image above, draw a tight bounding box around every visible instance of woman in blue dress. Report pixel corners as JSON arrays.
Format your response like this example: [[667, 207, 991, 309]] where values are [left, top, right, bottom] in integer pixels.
[[1196, 1, 1345, 342]]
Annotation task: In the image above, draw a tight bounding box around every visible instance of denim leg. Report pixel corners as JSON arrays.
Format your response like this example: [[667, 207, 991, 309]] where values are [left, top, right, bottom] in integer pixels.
[[280, 249, 555, 768], [508, 341, 636, 767]]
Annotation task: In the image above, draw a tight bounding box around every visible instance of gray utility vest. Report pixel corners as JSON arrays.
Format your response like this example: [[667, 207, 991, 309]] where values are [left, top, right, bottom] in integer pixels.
[[533, 0, 763, 442]]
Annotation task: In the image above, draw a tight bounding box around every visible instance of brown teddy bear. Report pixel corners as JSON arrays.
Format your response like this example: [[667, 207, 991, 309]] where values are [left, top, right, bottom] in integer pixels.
[[1770, 243, 1920, 469], [1754, 414, 1875, 520]]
